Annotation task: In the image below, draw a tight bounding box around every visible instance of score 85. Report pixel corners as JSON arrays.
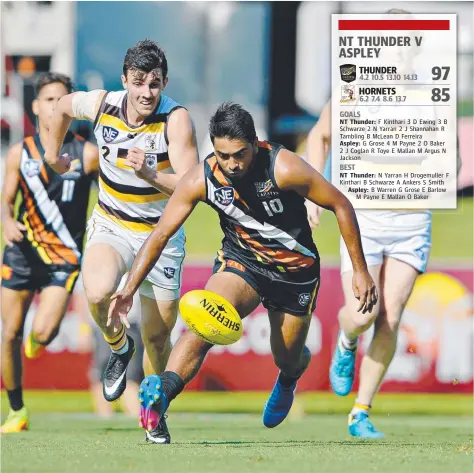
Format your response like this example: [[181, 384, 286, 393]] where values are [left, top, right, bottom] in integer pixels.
[[431, 66, 450, 102]]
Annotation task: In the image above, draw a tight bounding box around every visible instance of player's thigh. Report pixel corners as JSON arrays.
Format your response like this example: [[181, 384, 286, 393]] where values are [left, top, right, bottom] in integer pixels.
[[0, 287, 34, 340], [82, 243, 129, 302], [341, 264, 382, 322], [205, 270, 261, 319], [33, 285, 72, 333], [268, 310, 312, 363], [378, 256, 419, 329]]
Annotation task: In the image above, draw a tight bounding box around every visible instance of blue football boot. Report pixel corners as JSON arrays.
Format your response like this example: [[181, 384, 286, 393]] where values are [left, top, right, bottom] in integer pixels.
[[263, 375, 297, 428], [138, 374, 170, 444], [329, 333, 356, 396], [348, 411, 385, 438]]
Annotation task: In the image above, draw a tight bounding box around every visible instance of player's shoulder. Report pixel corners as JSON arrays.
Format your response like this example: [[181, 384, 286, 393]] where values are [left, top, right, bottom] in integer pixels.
[[8, 140, 25, 155], [103, 89, 127, 105], [157, 94, 184, 115]]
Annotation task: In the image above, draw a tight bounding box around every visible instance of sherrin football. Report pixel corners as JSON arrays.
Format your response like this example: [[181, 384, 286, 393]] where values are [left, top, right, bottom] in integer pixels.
[[179, 290, 243, 345]]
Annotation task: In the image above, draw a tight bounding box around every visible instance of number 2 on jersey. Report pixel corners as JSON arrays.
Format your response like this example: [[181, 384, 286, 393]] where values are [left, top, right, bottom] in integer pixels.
[[262, 198, 284, 217]]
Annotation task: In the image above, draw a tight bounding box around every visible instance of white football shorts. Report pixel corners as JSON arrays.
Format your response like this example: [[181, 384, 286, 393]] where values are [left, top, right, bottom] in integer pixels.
[[85, 210, 185, 300], [340, 211, 432, 274]]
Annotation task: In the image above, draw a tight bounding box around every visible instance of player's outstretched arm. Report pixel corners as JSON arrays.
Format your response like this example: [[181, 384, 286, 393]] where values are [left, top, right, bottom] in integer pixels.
[[83, 141, 100, 177], [1, 143, 27, 247], [125, 108, 199, 196], [107, 163, 206, 330], [45, 90, 105, 174], [275, 149, 378, 313], [307, 100, 331, 174], [305, 100, 331, 228]]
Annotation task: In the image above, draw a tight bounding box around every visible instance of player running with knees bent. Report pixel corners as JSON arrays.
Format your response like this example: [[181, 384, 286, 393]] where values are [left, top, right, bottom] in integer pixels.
[[109, 102, 377, 443], [306, 96, 461, 438], [44, 40, 198, 442], [1, 73, 99, 433]]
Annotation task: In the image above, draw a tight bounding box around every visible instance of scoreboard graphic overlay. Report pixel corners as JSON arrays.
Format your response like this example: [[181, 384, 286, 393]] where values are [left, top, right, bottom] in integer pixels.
[[331, 14, 457, 209]]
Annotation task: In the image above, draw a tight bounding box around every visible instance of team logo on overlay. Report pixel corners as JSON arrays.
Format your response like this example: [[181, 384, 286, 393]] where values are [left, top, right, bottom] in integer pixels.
[[298, 293, 311, 307], [102, 126, 119, 143], [340, 85, 356, 103], [340, 64, 356, 83], [214, 187, 235, 206]]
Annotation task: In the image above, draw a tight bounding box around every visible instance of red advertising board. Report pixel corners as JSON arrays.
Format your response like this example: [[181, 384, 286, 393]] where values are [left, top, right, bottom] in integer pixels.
[[1, 265, 472, 393]]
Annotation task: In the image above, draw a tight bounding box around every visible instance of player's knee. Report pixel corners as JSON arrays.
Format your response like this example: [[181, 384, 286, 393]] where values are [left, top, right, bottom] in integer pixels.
[[1, 324, 23, 344], [340, 305, 378, 331], [376, 311, 401, 335], [142, 327, 172, 353], [33, 326, 60, 345], [84, 283, 115, 306]]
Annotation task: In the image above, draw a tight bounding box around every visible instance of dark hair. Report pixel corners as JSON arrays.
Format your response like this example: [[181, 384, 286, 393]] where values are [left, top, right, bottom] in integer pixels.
[[209, 102, 257, 144], [35, 72, 73, 95], [122, 39, 168, 78]]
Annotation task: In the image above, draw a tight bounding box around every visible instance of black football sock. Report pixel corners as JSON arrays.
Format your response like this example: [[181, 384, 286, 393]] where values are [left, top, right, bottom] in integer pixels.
[[7, 387, 24, 411], [278, 372, 300, 388], [161, 371, 185, 403], [278, 346, 311, 388]]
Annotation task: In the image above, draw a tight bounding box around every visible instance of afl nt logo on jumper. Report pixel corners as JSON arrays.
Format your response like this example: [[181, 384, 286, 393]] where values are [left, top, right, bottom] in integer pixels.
[[214, 187, 235, 206], [103, 126, 119, 143]]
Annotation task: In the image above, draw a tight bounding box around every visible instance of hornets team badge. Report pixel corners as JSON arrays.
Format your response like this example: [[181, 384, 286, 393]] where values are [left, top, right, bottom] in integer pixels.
[[145, 134, 156, 150], [340, 64, 356, 83]]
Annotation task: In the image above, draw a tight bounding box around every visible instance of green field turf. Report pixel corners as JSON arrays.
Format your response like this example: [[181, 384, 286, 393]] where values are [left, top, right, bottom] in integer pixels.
[[1, 412, 472, 473], [1, 391, 473, 417]]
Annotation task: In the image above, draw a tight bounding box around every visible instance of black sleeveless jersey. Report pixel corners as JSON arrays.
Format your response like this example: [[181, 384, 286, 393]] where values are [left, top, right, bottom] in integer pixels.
[[17, 132, 94, 266], [204, 141, 319, 274]]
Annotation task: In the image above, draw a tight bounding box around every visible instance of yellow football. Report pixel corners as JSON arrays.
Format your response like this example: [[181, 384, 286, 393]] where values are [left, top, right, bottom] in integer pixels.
[[179, 290, 243, 345]]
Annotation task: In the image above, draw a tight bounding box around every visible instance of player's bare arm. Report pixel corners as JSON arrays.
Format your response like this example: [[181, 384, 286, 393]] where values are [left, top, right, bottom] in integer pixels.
[[107, 163, 206, 328], [307, 100, 331, 174], [305, 100, 331, 228], [45, 90, 106, 174], [1, 142, 27, 247], [83, 141, 100, 176], [125, 108, 199, 195], [274, 148, 377, 313]]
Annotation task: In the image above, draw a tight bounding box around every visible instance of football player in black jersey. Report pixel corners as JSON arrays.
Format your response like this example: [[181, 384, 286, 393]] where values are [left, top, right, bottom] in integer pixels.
[[109, 102, 377, 442], [1, 72, 99, 433]]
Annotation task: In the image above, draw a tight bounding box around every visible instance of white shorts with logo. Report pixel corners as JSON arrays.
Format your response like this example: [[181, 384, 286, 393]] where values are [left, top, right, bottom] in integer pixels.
[[340, 210, 432, 274], [85, 210, 185, 300]]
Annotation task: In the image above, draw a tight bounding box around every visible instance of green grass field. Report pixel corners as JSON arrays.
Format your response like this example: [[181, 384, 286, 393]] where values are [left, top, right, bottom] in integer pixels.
[[1, 392, 473, 473], [2, 414, 472, 473]]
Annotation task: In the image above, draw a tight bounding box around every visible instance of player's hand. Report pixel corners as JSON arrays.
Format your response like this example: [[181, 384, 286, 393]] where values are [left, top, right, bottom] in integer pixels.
[[125, 147, 156, 182], [44, 152, 72, 174], [352, 270, 378, 314], [3, 217, 27, 247], [107, 291, 133, 332], [305, 200, 323, 229]]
